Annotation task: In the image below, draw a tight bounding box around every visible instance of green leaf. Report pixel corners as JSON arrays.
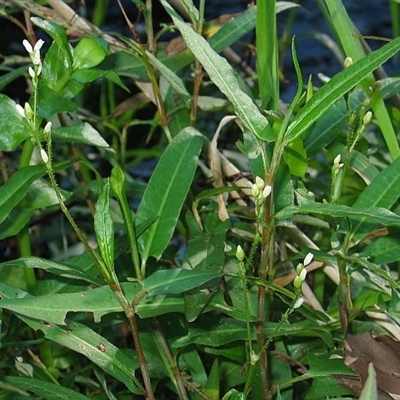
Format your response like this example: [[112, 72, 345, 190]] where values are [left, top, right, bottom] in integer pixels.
[[52, 123, 111, 149], [275, 203, 400, 229], [73, 37, 106, 70], [136, 127, 204, 263], [94, 180, 115, 270], [37, 85, 78, 118], [142, 269, 221, 295], [31, 17, 72, 64], [0, 94, 30, 151], [4, 377, 90, 400], [359, 363, 378, 400], [0, 165, 46, 225], [0, 256, 102, 286], [161, 1, 273, 141], [286, 35, 400, 142], [350, 156, 400, 242], [19, 317, 142, 395], [0, 282, 141, 325]]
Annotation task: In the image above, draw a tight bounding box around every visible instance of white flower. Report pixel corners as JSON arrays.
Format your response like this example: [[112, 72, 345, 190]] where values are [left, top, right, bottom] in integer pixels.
[[40, 148, 49, 164], [344, 57, 353, 68], [303, 252, 314, 266]]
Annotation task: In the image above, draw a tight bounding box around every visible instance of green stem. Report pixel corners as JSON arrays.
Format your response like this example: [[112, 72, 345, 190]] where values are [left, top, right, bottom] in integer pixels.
[[17, 140, 36, 290]]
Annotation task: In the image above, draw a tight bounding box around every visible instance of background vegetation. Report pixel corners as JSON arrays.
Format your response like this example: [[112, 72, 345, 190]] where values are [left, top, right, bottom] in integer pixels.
[[1, 0, 400, 398]]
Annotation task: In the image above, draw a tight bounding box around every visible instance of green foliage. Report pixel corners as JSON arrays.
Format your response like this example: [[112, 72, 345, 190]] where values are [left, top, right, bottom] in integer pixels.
[[1, 0, 400, 399]]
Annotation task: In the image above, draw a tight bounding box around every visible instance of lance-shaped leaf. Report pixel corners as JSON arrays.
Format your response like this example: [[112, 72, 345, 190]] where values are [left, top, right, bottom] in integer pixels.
[[135, 127, 204, 264], [286, 35, 400, 142], [94, 179, 114, 270], [161, 1, 273, 141]]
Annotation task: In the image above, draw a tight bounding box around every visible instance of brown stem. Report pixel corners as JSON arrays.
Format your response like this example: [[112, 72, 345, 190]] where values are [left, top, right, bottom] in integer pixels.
[[113, 283, 155, 399]]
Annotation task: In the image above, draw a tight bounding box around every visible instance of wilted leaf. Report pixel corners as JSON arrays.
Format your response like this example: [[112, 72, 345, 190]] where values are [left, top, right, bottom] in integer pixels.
[[345, 332, 400, 396]]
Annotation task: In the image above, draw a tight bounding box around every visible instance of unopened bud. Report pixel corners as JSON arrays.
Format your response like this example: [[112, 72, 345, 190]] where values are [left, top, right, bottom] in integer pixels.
[[251, 183, 260, 199], [235, 245, 245, 262], [293, 275, 303, 289], [16, 104, 25, 118], [255, 176, 265, 191], [293, 297, 304, 309], [344, 57, 353, 68], [262, 185, 272, 199], [44, 121, 52, 135], [303, 252, 314, 266], [24, 102, 33, 120], [363, 111, 372, 126], [40, 148, 49, 164], [333, 154, 341, 166]]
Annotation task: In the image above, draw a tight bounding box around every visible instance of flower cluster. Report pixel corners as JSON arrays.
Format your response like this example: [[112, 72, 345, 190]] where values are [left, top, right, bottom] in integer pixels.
[[22, 39, 44, 79], [250, 176, 272, 215], [293, 252, 314, 309], [16, 39, 52, 165]]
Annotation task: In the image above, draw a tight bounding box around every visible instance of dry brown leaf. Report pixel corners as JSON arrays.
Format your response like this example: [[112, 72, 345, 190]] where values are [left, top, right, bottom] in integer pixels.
[[345, 332, 400, 397]]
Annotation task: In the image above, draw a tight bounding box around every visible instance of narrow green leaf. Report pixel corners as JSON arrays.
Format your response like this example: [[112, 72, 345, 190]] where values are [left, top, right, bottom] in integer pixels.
[[4, 377, 90, 400], [142, 269, 221, 296], [52, 123, 112, 149], [350, 156, 400, 242], [286, 36, 400, 142], [161, 1, 273, 141], [221, 389, 246, 400], [94, 180, 115, 270], [19, 317, 142, 395], [0, 282, 141, 325], [0, 257, 102, 286], [136, 127, 204, 263], [275, 203, 400, 229]]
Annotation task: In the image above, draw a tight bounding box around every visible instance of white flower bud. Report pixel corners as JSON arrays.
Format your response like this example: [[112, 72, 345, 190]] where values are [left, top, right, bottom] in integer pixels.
[[40, 148, 49, 164], [344, 57, 353, 68], [31, 50, 41, 66], [299, 268, 307, 282], [28, 66, 35, 79], [235, 245, 245, 262], [24, 102, 33, 120], [255, 176, 265, 191], [262, 185, 272, 199], [22, 39, 33, 54], [251, 183, 260, 199], [293, 297, 304, 309], [44, 121, 52, 135], [363, 111, 372, 126], [16, 104, 25, 118], [333, 154, 341, 166], [303, 252, 314, 266], [33, 39, 44, 52]]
